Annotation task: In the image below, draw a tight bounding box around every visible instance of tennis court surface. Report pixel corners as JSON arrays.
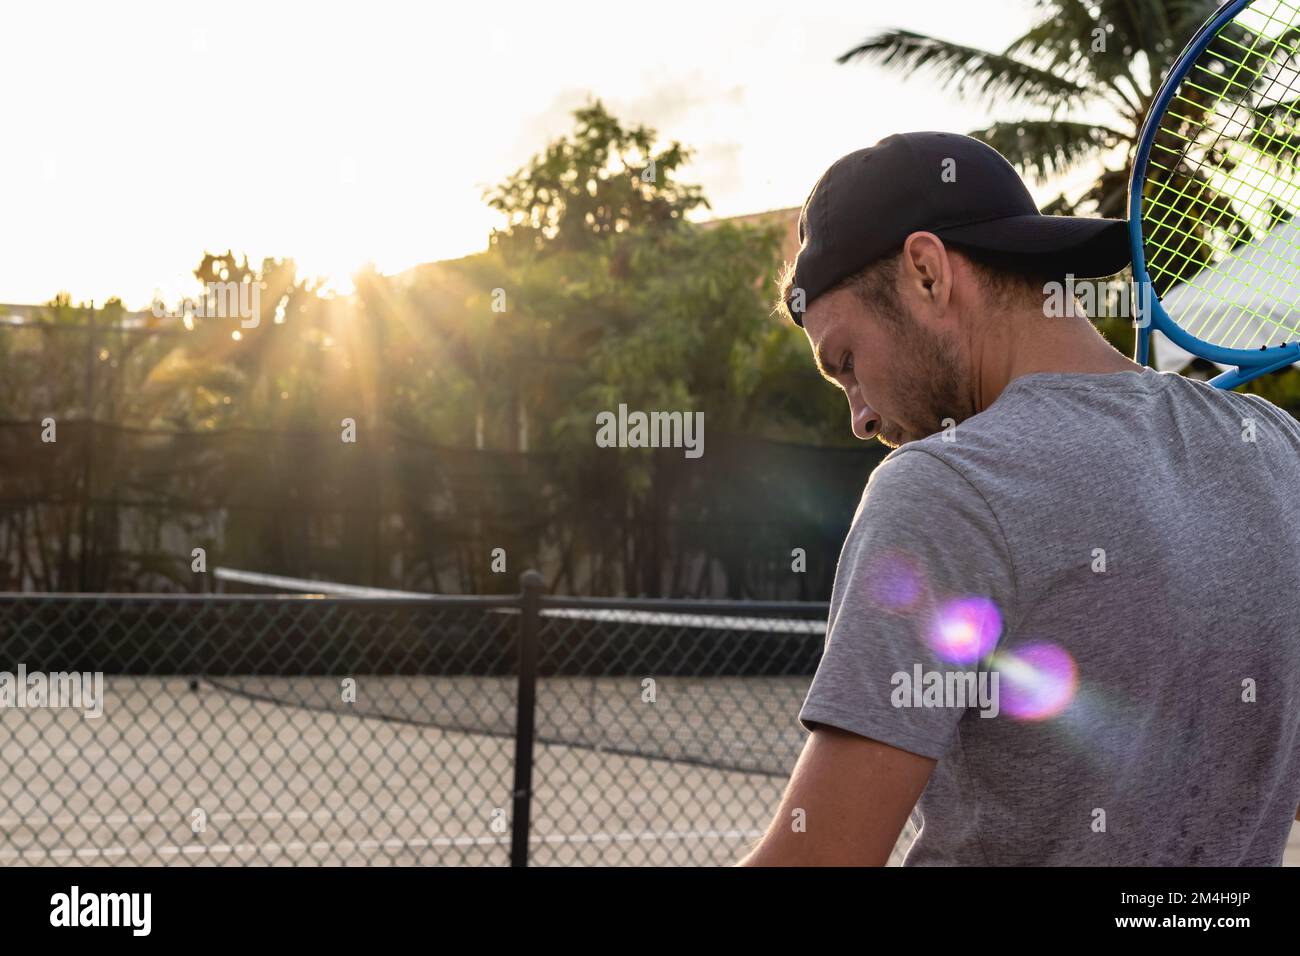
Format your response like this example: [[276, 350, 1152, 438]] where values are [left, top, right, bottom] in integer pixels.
[[2, 590, 1295, 866], [1, 674, 858, 866]]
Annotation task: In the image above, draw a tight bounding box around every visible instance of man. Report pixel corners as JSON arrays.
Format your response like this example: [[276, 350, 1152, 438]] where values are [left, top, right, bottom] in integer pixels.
[[737, 131, 1300, 866]]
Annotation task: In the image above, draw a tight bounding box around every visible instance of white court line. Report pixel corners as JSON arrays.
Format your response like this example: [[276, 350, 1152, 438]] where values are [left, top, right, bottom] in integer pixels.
[[534, 827, 762, 846], [0, 827, 764, 862], [0, 806, 436, 829]]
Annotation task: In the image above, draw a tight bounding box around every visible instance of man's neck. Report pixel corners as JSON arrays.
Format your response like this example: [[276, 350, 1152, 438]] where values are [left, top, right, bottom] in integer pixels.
[[972, 306, 1144, 414]]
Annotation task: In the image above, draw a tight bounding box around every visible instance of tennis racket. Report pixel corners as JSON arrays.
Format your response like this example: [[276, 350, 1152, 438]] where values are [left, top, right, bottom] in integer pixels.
[[1131, 0, 1300, 388]]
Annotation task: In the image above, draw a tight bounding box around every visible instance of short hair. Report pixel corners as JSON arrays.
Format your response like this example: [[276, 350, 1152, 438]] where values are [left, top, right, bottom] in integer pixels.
[[775, 259, 800, 324], [946, 242, 1065, 302], [775, 241, 1061, 324], [774, 255, 909, 326]]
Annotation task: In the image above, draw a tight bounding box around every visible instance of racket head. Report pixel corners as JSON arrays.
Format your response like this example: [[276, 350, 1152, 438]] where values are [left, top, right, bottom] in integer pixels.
[[1130, 0, 1300, 386]]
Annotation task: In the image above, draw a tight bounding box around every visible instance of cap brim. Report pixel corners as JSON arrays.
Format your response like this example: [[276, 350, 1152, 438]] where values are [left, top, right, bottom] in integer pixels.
[[934, 215, 1131, 278]]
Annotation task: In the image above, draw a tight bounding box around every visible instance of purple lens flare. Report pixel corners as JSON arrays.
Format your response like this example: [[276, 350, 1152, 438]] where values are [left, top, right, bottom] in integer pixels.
[[927, 596, 1002, 665], [994, 642, 1078, 720], [866, 550, 924, 611]]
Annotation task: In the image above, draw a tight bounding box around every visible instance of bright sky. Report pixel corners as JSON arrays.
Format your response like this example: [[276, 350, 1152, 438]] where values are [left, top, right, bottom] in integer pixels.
[[1, 0, 1080, 309]]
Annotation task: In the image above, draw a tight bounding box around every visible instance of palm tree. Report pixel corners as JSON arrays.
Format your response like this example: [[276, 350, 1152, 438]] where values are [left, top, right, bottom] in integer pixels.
[[839, 0, 1224, 219], [843, 0, 1300, 400]]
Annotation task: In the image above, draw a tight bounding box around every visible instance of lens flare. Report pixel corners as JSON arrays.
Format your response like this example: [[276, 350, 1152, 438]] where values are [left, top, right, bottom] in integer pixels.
[[867, 551, 923, 611], [995, 643, 1078, 720], [928, 596, 1001, 664]]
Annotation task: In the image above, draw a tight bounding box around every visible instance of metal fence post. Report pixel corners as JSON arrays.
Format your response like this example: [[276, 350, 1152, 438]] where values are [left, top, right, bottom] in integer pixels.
[[510, 569, 543, 867]]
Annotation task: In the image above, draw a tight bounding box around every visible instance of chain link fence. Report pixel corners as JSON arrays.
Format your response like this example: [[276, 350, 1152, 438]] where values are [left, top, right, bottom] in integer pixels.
[[0, 575, 843, 866]]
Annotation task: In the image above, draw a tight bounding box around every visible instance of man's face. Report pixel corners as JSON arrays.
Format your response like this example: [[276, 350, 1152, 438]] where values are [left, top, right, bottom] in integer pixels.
[[802, 284, 968, 448]]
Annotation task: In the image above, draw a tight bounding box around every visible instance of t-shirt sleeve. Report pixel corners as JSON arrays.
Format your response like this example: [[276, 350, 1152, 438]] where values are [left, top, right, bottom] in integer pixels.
[[798, 447, 1018, 760]]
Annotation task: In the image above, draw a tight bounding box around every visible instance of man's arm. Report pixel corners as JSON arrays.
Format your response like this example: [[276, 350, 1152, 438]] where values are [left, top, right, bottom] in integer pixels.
[[735, 450, 1011, 866], [735, 725, 936, 866]]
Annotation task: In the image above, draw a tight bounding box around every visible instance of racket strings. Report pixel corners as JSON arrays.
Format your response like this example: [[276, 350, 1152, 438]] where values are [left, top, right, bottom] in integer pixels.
[[1144, 50, 1295, 310], [1148, 58, 1300, 267], [1145, 3, 1300, 235], [1141, 0, 1300, 350], [1146, 94, 1300, 344], [1144, 8, 1300, 299]]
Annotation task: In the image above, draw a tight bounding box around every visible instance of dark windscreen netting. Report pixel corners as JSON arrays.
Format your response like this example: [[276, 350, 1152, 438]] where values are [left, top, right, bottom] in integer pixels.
[[0, 420, 883, 599]]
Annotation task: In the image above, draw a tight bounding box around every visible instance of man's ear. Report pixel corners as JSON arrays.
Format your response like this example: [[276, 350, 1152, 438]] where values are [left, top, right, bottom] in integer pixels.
[[900, 232, 953, 312]]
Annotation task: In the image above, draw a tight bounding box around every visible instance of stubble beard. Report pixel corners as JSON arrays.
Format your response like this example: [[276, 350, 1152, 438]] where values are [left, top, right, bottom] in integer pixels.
[[877, 317, 968, 448]]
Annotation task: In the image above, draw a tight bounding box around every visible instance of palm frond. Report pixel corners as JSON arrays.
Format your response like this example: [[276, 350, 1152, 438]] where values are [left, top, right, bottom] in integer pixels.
[[839, 29, 1096, 111], [967, 120, 1127, 181], [1004, 0, 1102, 73]]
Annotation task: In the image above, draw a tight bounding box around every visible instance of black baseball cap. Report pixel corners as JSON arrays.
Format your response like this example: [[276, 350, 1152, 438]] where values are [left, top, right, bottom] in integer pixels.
[[785, 131, 1130, 326]]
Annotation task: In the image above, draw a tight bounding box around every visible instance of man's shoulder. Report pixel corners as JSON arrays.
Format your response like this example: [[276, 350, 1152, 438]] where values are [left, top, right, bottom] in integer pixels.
[[858, 444, 996, 527], [876, 424, 1011, 488], [870, 444, 968, 490], [867, 382, 1109, 509], [1221, 384, 1300, 438]]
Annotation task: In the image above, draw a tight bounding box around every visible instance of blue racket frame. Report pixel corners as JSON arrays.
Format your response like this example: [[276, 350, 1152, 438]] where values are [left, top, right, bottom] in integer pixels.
[[1129, 0, 1300, 389]]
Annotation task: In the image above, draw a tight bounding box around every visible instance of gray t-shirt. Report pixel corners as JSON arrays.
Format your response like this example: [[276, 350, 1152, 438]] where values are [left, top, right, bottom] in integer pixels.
[[798, 367, 1300, 865]]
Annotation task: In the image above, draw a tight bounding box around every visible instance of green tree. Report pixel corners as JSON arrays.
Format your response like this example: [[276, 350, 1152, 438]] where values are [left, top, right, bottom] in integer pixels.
[[485, 99, 710, 257], [482, 100, 804, 593]]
